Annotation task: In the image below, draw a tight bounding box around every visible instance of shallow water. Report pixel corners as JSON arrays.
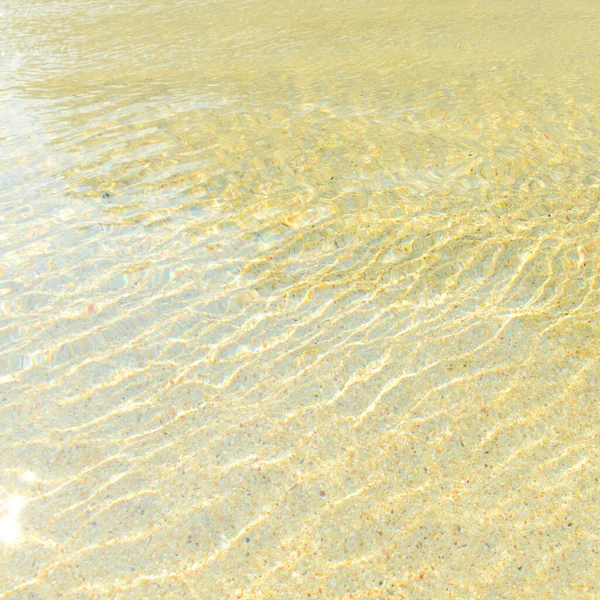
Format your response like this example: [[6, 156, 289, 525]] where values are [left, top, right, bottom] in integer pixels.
[[1, 0, 600, 597]]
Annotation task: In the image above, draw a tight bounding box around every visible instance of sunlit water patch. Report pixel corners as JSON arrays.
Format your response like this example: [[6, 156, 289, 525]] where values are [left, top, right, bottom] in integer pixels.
[[1, 0, 600, 598]]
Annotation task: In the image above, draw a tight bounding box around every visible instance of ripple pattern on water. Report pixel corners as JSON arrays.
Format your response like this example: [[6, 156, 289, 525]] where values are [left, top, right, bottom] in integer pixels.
[[1, 0, 600, 598]]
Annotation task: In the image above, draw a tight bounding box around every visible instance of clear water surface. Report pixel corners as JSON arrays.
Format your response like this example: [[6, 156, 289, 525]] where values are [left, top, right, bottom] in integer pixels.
[[1, 0, 600, 597]]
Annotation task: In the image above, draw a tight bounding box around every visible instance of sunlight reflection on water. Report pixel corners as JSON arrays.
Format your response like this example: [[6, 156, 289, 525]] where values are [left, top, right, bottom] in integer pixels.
[[1, 0, 600, 597]]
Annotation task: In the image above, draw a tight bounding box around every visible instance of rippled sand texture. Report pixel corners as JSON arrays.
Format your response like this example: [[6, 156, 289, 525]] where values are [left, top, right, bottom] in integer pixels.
[[1, 0, 600, 597]]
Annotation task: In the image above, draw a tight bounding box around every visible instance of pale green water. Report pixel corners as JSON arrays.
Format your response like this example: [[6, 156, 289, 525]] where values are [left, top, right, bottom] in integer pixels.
[[1, 1, 600, 598]]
